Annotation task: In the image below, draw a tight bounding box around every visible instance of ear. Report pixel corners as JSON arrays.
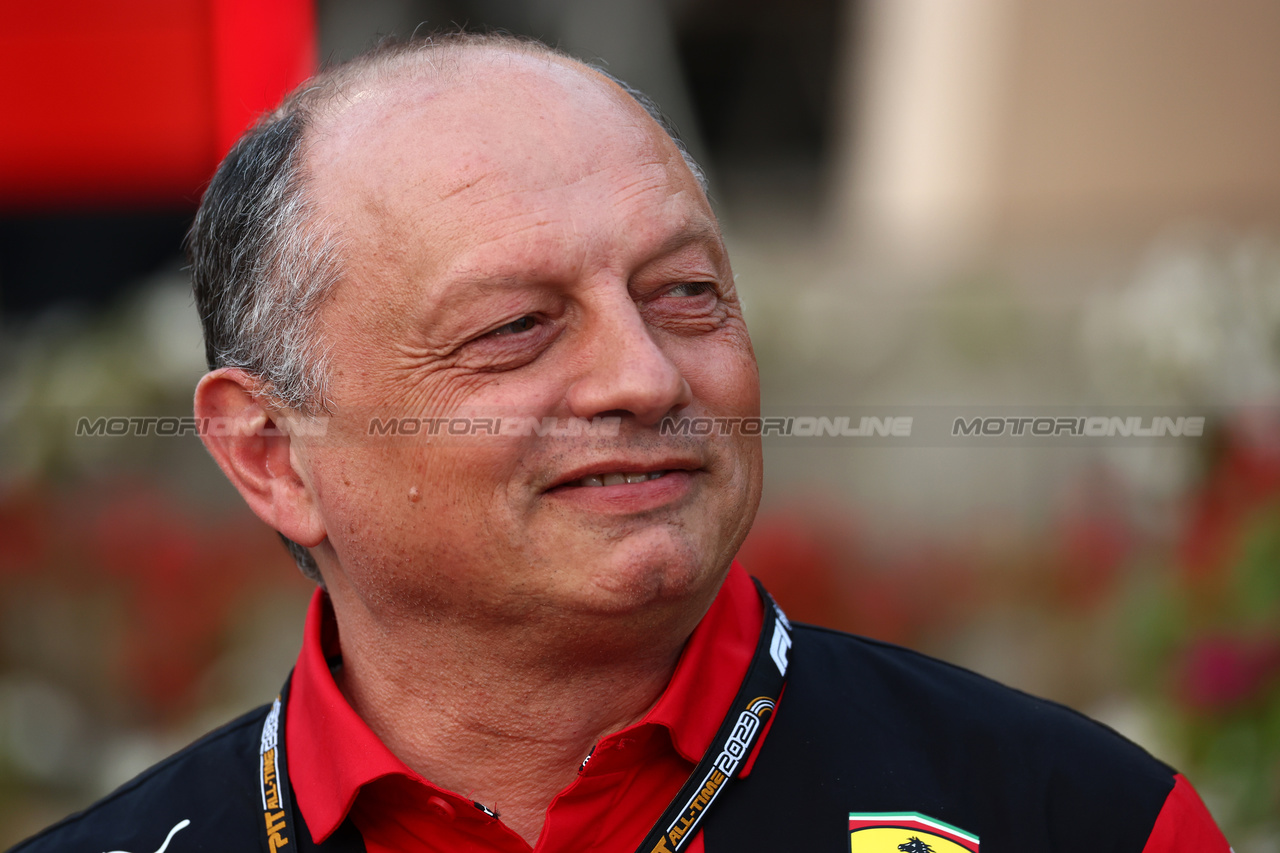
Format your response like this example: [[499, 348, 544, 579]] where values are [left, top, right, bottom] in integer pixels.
[[194, 368, 327, 548]]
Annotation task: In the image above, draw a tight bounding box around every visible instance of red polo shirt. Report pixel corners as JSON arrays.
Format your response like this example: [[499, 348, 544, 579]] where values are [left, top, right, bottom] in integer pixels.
[[286, 563, 766, 853]]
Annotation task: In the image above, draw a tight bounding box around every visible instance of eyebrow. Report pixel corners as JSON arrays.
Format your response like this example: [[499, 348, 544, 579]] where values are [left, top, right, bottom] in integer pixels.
[[451, 215, 723, 285], [649, 216, 724, 260], [423, 213, 726, 321]]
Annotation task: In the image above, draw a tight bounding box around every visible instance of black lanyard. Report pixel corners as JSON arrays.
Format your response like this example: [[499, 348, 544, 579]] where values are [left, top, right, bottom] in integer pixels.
[[259, 580, 792, 853], [258, 690, 298, 853], [634, 580, 791, 853]]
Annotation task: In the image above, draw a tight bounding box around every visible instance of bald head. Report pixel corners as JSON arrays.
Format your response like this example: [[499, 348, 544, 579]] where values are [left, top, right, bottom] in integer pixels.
[[302, 38, 706, 183]]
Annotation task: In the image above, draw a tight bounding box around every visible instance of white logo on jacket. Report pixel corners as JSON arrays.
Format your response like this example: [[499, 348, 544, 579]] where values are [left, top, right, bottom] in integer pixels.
[[770, 620, 792, 676], [104, 818, 190, 853]]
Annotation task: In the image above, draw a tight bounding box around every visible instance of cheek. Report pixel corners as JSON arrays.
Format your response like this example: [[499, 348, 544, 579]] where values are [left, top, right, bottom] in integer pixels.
[[311, 442, 517, 577], [376, 433, 532, 541], [308, 447, 400, 543], [681, 333, 760, 415]]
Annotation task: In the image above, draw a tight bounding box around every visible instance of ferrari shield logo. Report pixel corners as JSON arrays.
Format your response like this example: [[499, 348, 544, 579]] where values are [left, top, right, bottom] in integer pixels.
[[848, 813, 979, 852]]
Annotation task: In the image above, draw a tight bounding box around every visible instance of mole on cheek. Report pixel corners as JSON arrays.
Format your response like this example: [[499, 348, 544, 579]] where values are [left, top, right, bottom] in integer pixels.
[[408, 486, 421, 503]]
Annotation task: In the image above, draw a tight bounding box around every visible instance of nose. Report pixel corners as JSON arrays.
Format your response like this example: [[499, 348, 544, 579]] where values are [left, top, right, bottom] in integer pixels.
[[564, 293, 692, 426]]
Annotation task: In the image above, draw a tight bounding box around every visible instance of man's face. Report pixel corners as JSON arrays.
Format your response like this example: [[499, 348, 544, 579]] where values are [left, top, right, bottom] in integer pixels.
[[295, 56, 761, 626]]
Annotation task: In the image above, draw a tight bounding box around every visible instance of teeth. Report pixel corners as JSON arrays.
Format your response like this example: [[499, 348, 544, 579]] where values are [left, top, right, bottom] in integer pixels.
[[576, 471, 667, 487]]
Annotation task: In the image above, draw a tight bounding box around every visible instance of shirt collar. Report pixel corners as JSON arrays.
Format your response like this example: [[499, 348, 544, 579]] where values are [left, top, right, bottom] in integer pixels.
[[286, 587, 413, 841], [285, 561, 765, 842]]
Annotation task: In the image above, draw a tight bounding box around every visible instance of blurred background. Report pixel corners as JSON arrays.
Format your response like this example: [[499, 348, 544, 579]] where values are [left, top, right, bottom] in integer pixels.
[[2, 0, 1279, 847]]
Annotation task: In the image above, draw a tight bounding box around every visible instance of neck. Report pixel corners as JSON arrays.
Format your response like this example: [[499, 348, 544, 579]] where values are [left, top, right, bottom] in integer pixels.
[[325, 584, 712, 845]]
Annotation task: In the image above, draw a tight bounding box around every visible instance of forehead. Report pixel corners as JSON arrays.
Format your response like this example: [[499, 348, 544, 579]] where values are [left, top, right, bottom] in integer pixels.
[[306, 52, 696, 239]]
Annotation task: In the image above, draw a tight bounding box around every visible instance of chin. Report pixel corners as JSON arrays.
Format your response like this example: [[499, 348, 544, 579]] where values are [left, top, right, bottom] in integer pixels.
[[572, 537, 729, 615]]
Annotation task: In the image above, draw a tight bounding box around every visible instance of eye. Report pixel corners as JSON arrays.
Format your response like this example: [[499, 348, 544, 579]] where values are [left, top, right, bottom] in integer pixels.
[[489, 315, 537, 336], [666, 282, 715, 298]]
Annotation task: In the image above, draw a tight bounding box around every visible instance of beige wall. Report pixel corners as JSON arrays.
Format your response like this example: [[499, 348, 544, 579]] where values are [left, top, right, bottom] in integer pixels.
[[844, 0, 1280, 259]]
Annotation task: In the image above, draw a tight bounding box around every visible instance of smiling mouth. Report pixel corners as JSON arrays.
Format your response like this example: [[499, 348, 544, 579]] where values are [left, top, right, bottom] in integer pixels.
[[573, 471, 668, 487]]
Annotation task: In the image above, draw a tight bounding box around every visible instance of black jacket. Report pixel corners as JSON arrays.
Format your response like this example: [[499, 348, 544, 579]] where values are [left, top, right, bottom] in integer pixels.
[[10, 623, 1179, 852]]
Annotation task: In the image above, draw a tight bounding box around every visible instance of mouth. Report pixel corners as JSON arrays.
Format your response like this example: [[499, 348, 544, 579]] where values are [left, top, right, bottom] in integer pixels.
[[543, 463, 699, 513], [571, 470, 670, 488], [544, 459, 703, 493]]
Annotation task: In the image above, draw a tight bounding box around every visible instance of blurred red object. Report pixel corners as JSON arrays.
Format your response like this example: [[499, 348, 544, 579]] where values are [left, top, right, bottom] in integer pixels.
[[82, 483, 299, 719], [736, 509, 850, 630], [0, 0, 315, 209], [1054, 511, 1134, 610], [737, 504, 977, 645], [0, 486, 52, 575], [1175, 632, 1280, 716], [1179, 414, 1280, 583]]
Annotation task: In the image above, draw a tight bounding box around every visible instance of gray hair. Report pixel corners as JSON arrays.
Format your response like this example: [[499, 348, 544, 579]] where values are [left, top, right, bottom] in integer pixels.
[[188, 32, 708, 581]]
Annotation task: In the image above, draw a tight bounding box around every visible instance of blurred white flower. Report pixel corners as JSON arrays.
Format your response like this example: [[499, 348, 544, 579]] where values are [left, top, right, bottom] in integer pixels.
[[1081, 231, 1280, 404]]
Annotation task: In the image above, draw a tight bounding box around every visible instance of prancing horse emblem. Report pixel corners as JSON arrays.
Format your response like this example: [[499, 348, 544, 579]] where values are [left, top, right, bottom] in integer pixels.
[[900, 838, 936, 853]]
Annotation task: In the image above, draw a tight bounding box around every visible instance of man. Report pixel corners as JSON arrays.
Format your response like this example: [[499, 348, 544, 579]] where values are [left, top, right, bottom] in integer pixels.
[[14, 33, 1228, 853]]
